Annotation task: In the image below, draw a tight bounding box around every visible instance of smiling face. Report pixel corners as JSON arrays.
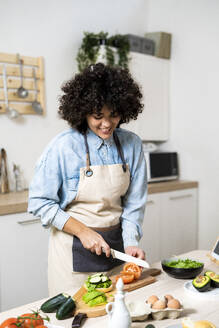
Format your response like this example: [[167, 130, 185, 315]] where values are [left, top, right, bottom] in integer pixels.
[[86, 105, 121, 140]]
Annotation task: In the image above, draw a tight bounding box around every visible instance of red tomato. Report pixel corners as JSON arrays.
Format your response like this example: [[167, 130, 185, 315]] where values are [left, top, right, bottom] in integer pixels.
[[0, 318, 18, 328], [17, 313, 43, 328], [115, 273, 135, 284], [123, 262, 142, 280], [35, 326, 47, 328]]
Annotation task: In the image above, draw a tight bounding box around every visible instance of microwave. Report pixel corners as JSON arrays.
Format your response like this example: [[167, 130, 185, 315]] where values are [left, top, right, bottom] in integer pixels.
[[144, 152, 179, 183]]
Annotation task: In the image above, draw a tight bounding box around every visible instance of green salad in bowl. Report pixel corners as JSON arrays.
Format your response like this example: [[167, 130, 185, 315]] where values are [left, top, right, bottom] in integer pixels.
[[164, 258, 203, 269], [161, 258, 204, 279]]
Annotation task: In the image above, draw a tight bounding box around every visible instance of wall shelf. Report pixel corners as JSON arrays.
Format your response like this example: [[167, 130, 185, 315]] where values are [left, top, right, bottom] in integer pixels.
[[0, 52, 45, 115]]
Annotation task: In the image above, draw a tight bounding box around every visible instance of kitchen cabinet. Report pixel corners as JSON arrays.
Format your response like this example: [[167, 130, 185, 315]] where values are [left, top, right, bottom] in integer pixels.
[[160, 188, 198, 259], [139, 188, 198, 263], [124, 52, 170, 141], [139, 193, 161, 263], [0, 212, 49, 312]]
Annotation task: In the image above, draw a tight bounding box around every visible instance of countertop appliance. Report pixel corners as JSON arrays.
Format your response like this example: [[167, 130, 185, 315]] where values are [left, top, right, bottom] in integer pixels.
[[144, 151, 179, 183]]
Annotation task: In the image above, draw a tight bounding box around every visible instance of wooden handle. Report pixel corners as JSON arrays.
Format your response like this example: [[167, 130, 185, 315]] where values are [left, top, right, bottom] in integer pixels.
[[0, 148, 9, 193]]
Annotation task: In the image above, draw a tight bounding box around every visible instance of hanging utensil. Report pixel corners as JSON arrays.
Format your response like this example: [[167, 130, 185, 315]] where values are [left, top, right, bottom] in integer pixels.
[[31, 67, 43, 114], [13, 163, 22, 191], [16, 53, 28, 98], [2, 64, 20, 119], [0, 148, 10, 194]]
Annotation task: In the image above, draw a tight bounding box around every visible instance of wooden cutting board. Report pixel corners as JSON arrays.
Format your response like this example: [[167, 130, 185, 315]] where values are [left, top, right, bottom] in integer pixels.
[[73, 268, 161, 318]]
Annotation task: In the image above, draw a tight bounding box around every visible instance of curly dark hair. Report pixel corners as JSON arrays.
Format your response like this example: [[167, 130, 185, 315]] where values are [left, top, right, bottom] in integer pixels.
[[58, 63, 143, 133]]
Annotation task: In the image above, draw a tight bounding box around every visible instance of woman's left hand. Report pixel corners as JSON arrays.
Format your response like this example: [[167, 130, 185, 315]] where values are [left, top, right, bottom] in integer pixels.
[[125, 246, 145, 260]]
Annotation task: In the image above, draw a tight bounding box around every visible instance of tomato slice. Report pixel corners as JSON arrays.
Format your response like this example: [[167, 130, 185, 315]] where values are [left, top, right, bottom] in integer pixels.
[[0, 318, 18, 328], [123, 262, 142, 280], [120, 270, 136, 276], [115, 273, 135, 284]]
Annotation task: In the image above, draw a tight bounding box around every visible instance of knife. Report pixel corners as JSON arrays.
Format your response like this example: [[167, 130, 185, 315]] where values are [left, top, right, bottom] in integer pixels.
[[110, 248, 150, 268]]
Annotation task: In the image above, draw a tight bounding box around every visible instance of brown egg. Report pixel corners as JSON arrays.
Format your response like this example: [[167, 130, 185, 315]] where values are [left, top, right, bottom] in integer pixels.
[[167, 298, 181, 309], [152, 299, 167, 310], [164, 294, 174, 302], [146, 295, 159, 305]]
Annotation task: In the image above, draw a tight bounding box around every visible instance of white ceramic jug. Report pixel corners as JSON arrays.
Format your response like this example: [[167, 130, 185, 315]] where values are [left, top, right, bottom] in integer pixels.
[[106, 278, 131, 328]]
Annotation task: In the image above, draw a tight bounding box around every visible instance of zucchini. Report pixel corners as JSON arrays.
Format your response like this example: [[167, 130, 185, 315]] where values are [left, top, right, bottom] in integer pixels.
[[56, 296, 76, 320], [90, 276, 102, 283], [101, 276, 108, 282], [40, 293, 70, 313]]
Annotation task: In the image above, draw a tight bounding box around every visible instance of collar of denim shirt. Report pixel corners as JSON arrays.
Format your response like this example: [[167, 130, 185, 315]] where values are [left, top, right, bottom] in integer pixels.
[[86, 128, 114, 149]]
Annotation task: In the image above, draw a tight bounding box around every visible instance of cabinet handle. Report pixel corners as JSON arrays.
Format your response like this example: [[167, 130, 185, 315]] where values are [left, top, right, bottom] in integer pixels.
[[169, 194, 193, 200], [17, 218, 41, 225], [147, 200, 154, 205]]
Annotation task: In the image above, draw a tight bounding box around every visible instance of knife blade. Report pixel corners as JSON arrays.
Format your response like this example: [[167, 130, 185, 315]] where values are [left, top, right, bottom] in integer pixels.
[[111, 248, 150, 268]]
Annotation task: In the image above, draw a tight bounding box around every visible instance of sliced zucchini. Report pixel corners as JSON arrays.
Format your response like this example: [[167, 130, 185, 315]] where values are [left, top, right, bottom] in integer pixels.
[[101, 276, 108, 282], [40, 293, 70, 313], [56, 296, 76, 320], [90, 276, 102, 283]]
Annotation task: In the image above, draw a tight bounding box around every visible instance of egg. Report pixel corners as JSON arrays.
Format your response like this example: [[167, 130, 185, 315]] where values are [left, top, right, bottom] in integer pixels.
[[152, 299, 167, 310], [146, 295, 159, 305], [164, 294, 174, 302], [167, 298, 181, 309]]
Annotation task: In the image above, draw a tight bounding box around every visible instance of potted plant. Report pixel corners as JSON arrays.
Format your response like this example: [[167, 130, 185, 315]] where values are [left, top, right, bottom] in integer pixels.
[[76, 31, 130, 72]]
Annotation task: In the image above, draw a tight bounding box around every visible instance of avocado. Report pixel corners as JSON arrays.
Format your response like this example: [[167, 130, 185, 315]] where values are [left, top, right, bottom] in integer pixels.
[[88, 294, 107, 307], [192, 275, 211, 292], [82, 290, 104, 303], [205, 271, 219, 288]]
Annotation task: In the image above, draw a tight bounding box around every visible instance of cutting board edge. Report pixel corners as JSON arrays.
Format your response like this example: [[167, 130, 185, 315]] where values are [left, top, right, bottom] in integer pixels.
[[73, 274, 158, 318]]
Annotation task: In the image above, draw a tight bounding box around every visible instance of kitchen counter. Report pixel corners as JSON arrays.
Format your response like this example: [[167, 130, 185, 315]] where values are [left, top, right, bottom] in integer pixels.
[[0, 180, 198, 216], [0, 250, 218, 327], [0, 189, 29, 215]]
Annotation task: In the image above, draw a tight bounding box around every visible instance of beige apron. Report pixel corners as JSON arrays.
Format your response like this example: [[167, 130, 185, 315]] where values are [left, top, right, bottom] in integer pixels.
[[48, 133, 130, 296]]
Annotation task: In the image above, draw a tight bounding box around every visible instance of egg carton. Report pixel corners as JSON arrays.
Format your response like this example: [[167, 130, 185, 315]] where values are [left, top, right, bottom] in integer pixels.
[[127, 299, 183, 322], [150, 306, 183, 320], [130, 307, 183, 321]]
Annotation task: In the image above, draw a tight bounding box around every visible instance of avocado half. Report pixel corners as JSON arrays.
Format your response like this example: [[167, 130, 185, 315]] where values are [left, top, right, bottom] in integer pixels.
[[192, 275, 211, 292], [205, 271, 219, 288]]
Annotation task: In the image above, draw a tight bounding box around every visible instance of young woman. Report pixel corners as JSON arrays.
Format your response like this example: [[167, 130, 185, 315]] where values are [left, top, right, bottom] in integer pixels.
[[28, 63, 147, 296]]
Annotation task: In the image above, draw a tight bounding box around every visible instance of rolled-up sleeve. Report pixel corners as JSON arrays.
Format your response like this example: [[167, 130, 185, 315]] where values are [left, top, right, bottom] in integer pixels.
[[121, 137, 147, 248], [28, 149, 70, 230]]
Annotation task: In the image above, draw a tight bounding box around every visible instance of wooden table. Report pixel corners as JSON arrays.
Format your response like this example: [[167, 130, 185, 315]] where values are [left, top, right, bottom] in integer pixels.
[[0, 250, 218, 327]]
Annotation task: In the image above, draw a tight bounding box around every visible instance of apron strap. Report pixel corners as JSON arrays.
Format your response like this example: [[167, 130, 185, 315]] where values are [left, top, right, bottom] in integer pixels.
[[84, 134, 93, 177], [113, 132, 127, 172], [83, 131, 127, 175]]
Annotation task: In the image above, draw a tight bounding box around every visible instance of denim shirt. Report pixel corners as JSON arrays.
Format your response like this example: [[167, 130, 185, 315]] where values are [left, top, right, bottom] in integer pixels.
[[28, 127, 147, 248]]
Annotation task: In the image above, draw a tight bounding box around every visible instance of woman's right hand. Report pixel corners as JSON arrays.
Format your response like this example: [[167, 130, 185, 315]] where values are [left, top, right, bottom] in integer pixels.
[[63, 216, 111, 257], [78, 226, 111, 257]]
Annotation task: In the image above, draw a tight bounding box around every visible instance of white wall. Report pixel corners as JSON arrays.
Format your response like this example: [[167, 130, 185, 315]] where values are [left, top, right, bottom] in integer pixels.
[[0, 0, 148, 188], [146, 0, 219, 249]]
